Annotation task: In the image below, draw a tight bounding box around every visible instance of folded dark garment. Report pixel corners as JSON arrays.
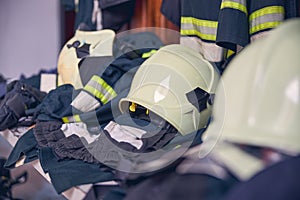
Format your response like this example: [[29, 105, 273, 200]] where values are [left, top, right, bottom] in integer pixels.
[[0, 81, 46, 131]]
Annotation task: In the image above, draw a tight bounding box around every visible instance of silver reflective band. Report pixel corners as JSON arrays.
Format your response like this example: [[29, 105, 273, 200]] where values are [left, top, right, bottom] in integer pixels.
[[71, 90, 101, 112], [181, 17, 218, 41], [249, 6, 284, 34], [84, 75, 117, 105], [104, 121, 146, 149]]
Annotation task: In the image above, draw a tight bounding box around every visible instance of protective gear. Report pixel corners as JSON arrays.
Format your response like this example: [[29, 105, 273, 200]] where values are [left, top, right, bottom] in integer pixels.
[[203, 19, 300, 155], [57, 29, 115, 89], [119, 44, 220, 135], [0, 81, 47, 131]]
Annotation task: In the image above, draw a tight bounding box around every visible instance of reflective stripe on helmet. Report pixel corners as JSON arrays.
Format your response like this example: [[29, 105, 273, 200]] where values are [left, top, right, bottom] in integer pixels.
[[84, 75, 117, 105]]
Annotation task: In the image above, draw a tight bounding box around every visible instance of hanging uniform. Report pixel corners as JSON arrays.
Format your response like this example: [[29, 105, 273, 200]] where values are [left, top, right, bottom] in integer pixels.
[[74, 0, 96, 31], [71, 0, 136, 32], [180, 0, 298, 70], [100, 0, 136, 32], [180, 0, 224, 64], [217, 0, 286, 50], [160, 0, 181, 27]]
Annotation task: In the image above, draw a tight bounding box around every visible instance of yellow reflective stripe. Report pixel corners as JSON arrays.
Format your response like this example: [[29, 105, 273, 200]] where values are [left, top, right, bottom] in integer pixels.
[[249, 6, 284, 21], [91, 75, 117, 98], [181, 29, 217, 41], [250, 21, 281, 34], [226, 49, 235, 58], [62, 117, 69, 123], [73, 114, 81, 122], [85, 75, 117, 104], [221, 1, 248, 15], [181, 17, 218, 28], [62, 114, 81, 123], [142, 49, 157, 58], [84, 85, 109, 104], [181, 17, 218, 41]]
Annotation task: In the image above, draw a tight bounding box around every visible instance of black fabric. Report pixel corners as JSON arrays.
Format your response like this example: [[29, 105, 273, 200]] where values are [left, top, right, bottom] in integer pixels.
[[0, 81, 46, 131], [67, 40, 91, 58], [181, 0, 221, 44], [125, 171, 237, 200], [0, 158, 11, 197], [26, 84, 76, 122], [160, 0, 181, 27], [0, 82, 6, 99], [284, 0, 299, 18], [216, 0, 292, 50], [4, 122, 115, 194], [38, 147, 115, 194], [61, 0, 75, 11], [101, 0, 136, 32], [223, 155, 300, 200], [52, 114, 195, 170], [71, 0, 136, 32], [108, 114, 179, 152], [103, 126, 177, 153], [4, 129, 38, 169], [51, 129, 136, 167], [1, 158, 27, 200], [102, 187, 126, 200], [52, 134, 99, 164], [0, 74, 7, 98], [99, 0, 133, 9], [0, 105, 19, 132], [113, 130, 205, 187], [186, 87, 211, 112], [84, 185, 123, 200], [113, 33, 163, 58], [0, 74, 6, 84], [79, 56, 115, 86], [75, 0, 96, 31], [216, 1, 249, 50], [81, 131, 133, 168], [113, 128, 205, 192], [33, 121, 65, 148], [99, 54, 145, 90]]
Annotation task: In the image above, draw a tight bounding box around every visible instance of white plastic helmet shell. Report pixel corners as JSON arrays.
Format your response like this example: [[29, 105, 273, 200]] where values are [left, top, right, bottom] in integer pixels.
[[203, 19, 300, 155], [119, 44, 220, 135], [57, 29, 115, 89]]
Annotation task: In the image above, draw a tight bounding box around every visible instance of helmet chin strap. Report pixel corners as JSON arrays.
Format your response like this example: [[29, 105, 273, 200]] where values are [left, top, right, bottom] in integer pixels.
[[128, 102, 178, 133]]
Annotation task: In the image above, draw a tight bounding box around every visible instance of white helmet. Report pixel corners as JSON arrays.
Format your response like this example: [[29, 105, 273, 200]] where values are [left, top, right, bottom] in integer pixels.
[[119, 44, 220, 135], [203, 19, 300, 155], [57, 29, 115, 89]]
